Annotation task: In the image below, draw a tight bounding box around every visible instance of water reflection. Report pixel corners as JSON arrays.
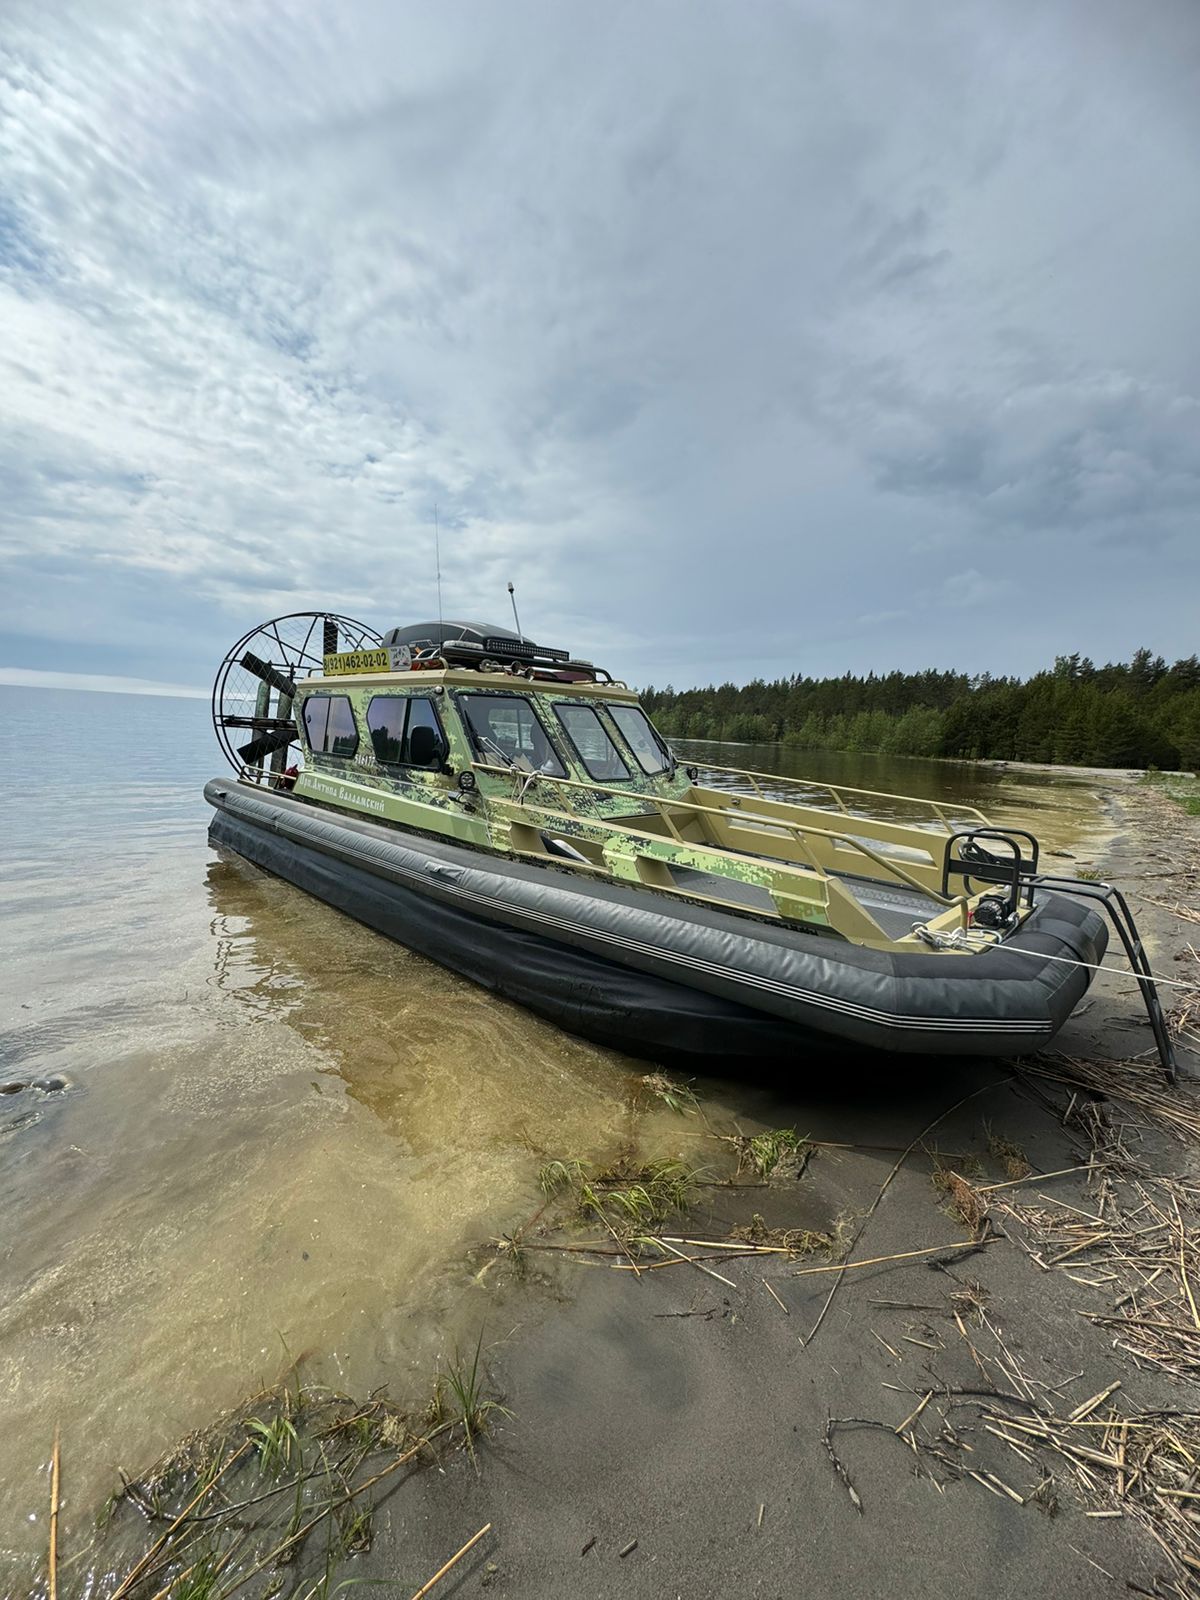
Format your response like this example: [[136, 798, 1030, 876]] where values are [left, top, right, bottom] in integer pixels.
[[202, 849, 664, 1155], [680, 740, 1108, 850]]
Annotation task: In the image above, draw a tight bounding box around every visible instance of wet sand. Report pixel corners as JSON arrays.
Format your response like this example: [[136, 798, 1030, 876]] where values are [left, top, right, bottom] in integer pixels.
[[353, 779, 1200, 1598]]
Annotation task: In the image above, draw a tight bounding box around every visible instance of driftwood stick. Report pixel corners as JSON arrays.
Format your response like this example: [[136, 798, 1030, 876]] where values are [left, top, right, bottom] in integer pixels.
[[822, 1418, 864, 1514], [49, 1426, 60, 1600], [793, 1240, 988, 1278], [408, 1522, 493, 1600], [803, 1082, 1000, 1347]]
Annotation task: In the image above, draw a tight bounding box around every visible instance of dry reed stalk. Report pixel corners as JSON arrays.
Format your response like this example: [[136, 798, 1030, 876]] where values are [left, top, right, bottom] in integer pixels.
[[1023, 1053, 1200, 1143], [979, 1165, 1093, 1193], [762, 1278, 790, 1315], [48, 1427, 60, 1600], [408, 1522, 493, 1600], [668, 1228, 800, 1254], [654, 1239, 737, 1288], [794, 1239, 988, 1277]]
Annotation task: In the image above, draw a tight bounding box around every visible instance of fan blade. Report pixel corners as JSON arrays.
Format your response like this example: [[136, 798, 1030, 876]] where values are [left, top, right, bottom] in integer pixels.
[[241, 651, 297, 699], [238, 726, 296, 765], [323, 618, 338, 655]]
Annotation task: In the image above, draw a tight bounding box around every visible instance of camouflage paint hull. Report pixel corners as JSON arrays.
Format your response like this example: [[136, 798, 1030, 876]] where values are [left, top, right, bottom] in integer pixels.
[[205, 780, 1109, 1065]]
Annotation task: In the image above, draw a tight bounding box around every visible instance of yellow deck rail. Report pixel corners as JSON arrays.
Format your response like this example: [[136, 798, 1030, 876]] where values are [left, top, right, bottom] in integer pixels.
[[691, 760, 989, 830], [470, 758, 973, 935]]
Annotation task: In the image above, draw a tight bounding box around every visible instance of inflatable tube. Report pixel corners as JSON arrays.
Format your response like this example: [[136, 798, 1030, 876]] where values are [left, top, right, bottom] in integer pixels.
[[205, 779, 1108, 1061]]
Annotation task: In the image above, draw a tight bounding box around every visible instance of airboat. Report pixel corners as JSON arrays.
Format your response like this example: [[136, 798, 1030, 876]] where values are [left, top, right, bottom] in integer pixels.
[[205, 612, 1175, 1075]]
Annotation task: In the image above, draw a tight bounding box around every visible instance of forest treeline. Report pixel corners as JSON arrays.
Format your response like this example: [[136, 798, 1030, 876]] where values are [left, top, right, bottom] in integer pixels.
[[641, 650, 1200, 769]]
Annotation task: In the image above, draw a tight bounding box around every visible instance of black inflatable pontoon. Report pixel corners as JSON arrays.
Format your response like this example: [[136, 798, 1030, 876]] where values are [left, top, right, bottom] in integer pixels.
[[207, 780, 1109, 1063]]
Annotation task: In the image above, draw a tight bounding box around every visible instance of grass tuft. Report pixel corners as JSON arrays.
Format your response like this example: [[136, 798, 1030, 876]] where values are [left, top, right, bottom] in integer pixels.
[[637, 1071, 700, 1115], [166, 1549, 224, 1599], [432, 1330, 511, 1463], [538, 1158, 586, 1196], [590, 1159, 698, 1231], [743, 1127, 810, 1180], [244, 1413, 300, 1479]]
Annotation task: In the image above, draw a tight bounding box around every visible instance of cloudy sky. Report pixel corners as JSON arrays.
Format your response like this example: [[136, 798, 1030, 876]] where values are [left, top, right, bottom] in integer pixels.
[[2, 0, 1198, 697]]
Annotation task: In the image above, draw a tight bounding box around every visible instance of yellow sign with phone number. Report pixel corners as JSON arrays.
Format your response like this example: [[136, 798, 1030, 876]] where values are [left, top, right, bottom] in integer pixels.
[[323, 648, 393, 675]]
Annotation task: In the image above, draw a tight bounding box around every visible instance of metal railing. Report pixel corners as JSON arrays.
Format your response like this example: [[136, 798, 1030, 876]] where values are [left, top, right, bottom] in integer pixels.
[[692, 760, 989, 831], [470, 759, 969, 917]]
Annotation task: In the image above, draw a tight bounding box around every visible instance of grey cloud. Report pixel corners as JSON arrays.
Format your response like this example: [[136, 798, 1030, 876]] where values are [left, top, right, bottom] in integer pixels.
[[1, 0, 1198, 691], [868, 376, 1200, 534]]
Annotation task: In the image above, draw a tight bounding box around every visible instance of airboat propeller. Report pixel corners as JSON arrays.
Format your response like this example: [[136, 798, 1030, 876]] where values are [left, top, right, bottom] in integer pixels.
[[211, 611, 381, 776]]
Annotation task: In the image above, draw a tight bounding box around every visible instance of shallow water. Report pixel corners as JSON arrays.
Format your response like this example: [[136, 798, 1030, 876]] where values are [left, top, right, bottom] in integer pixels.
[[677, 737, 1112, 848], [0, 689, 1107, 1578]]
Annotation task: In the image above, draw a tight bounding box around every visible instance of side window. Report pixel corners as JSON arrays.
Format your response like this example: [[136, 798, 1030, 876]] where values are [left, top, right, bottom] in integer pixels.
[[365, 696, 449, 769], [302, 696, 329, 752], [609, 705, 671, 775], [326, 697, 359, 756], [461, 695, 567, 777], [367, 698, 406, 764], [303, 695, 359, 757], [554, 703, 630, 781], [404, 698, 449, 769]]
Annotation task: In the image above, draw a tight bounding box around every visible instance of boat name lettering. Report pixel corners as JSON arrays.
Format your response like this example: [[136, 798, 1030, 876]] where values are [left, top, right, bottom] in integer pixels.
[[307, 777, 386, 813]]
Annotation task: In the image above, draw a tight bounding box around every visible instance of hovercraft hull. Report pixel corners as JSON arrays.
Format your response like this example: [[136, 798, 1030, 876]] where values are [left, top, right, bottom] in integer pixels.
[[205, 779, 1108, 1065]]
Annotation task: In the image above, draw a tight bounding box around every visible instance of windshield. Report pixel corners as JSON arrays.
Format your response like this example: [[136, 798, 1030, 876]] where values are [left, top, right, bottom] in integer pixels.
[[609, 704, 672, 775], [554, 702, 630, 781], [460, 694, 567, 777]]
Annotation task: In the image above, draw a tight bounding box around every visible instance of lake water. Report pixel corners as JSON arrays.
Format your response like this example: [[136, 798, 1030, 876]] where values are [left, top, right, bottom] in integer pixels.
[[0, 687, 1108, 1580]]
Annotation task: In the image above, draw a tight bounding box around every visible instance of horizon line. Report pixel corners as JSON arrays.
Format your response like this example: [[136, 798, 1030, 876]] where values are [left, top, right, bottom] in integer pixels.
[[0, 667, 209, 700]]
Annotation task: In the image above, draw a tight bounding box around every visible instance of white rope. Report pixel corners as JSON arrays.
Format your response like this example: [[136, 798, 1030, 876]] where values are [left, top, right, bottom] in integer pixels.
[[975, 939, 1196, 993]]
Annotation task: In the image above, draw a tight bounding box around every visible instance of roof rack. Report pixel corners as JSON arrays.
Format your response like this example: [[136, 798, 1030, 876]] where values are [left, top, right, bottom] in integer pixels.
[[379, 620, 610, 681]]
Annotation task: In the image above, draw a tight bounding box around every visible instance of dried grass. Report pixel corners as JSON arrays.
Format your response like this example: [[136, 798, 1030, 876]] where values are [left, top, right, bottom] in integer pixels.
[[986, 1125, 1033, 1181], [729, 1213, 834, 1256], [992, 1077, 1200, 1385], [930, 1163, 990, 1236], [1022, 1051, 1200, 1144], [1171, 944, 1200, 1051], [979, 1403, 1200, 1595]]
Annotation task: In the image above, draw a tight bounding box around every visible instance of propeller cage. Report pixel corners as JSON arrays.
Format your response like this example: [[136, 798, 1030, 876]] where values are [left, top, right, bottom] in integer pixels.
[[211, 612, 381, 777]]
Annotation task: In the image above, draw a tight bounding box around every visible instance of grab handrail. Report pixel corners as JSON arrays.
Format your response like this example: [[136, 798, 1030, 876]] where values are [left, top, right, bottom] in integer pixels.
[[689, 760, 990, 831], [470, 760, 967, 913]]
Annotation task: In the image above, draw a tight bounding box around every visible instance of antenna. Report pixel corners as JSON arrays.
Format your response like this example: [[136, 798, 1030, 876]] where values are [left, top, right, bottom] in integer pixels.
[[507, 580, 525, 640], [434, 504, 444, 640]]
